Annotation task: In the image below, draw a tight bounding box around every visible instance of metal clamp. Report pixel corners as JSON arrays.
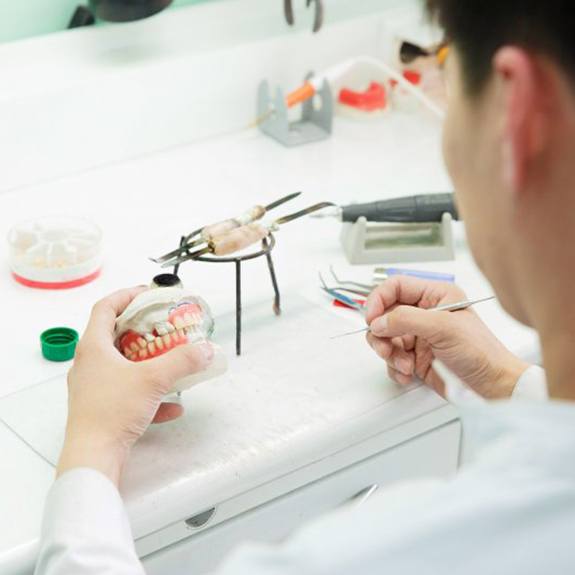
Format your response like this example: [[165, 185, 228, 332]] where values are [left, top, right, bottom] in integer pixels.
[[284, 0, 324, 33]]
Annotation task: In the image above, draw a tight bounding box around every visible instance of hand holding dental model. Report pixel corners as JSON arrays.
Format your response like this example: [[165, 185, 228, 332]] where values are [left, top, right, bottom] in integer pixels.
[[114, 274, 227, 393], [58, 285, 221, 487], [365, 276, 529, 398]]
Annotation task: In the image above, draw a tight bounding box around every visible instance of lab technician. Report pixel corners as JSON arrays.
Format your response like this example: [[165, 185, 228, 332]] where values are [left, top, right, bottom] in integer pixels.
[[36, 0, 575, 573]]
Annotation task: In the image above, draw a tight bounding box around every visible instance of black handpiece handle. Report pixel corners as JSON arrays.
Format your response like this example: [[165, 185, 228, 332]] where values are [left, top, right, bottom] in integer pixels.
[[341, 193, 459, 223]]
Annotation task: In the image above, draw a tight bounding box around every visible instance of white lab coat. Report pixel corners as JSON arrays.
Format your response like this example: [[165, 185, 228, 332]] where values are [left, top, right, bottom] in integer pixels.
[[36, 366, 575, 575]]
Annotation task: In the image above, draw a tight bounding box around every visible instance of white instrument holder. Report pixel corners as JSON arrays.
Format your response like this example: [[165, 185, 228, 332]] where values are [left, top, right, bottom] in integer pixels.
[[341, 212, 455, 265]]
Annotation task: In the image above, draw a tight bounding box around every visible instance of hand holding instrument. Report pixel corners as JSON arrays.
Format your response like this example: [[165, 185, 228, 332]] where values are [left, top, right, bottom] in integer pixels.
[[330, 295, 495, 339]]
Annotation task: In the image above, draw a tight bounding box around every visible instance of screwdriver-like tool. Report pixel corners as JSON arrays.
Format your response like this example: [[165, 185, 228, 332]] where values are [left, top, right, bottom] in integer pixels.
[[312, 193, 459, 224], [152, 192, 302, 265]]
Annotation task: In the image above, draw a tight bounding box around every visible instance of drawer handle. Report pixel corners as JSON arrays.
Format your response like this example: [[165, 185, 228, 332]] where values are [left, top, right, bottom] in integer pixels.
[[346, 484, 379, 508], [185, 507, 216, 529]]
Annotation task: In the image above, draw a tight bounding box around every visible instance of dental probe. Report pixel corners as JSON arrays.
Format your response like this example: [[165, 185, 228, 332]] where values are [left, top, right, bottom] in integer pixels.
[[152, 192, 302, 264], [312, 193, 459, 224], [330, 295, 495, 339]]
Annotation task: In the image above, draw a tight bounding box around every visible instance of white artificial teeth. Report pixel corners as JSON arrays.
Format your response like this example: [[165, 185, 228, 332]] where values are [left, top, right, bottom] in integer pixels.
[[114, 288, 221, 393], [155, 323, 168, 336]]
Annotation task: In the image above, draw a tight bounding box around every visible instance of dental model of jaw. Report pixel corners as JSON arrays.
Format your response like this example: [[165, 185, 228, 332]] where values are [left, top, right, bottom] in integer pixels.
[[114, 285, 227, 394]]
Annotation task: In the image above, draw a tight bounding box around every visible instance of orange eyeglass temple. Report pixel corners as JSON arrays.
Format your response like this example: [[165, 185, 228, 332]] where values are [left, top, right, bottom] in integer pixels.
[[437, 45, 450, 66]]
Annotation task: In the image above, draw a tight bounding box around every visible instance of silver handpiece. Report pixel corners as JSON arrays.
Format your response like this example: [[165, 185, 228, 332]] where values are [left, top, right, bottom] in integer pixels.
[[330, 295, 495, 339]]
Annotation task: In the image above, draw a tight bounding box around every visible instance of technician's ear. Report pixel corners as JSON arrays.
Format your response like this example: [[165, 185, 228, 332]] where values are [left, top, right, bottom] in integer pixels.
[[494, 47, 551, 195]]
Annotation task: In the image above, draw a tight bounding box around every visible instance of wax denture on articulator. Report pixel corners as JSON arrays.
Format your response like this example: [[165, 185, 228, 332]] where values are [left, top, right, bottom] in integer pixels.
[[114, 284, 227, 393]]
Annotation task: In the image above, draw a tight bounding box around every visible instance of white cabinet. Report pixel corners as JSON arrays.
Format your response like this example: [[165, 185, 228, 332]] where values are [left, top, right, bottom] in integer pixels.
[[142, 421, 460, 575]]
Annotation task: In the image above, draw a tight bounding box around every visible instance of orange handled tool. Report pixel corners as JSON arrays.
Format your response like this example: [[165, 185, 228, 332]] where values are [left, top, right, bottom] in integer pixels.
[[159, 202, 334, 267], [152, 192, 301, 265]]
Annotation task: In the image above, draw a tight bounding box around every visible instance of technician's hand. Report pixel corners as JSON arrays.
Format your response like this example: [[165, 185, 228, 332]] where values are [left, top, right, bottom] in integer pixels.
[[57, 287, 214, 486], [365, 276, 529, 399]]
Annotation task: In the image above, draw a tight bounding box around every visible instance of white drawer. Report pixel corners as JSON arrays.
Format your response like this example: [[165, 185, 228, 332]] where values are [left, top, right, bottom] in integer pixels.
[[142, 420, 460, 575]]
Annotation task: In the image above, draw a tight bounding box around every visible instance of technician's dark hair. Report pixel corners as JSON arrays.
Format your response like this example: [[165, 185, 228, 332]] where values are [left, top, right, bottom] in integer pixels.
[[426, 0, 575, 95]]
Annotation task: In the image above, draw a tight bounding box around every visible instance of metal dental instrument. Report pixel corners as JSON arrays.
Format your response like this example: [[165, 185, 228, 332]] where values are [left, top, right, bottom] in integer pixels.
[[319, 272, 370, 299], [161, 202, 335, 267], [329, 266, 376, 293], [319, 279, 366, 311], [312, 193, 459, 223], [330, 295, 496, 339], [152, 192, 302, 264]]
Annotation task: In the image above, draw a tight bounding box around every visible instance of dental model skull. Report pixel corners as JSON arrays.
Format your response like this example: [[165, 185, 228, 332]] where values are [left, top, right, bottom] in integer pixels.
[[115, 280, 227, 394]]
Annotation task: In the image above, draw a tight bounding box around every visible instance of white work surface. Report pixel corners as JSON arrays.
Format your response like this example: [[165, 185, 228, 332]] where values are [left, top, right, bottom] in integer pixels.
[[0, 114, 539, 574]]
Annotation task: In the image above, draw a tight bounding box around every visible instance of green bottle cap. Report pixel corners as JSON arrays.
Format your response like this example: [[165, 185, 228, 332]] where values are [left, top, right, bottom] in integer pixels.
[[40, 327, 79, 362]]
